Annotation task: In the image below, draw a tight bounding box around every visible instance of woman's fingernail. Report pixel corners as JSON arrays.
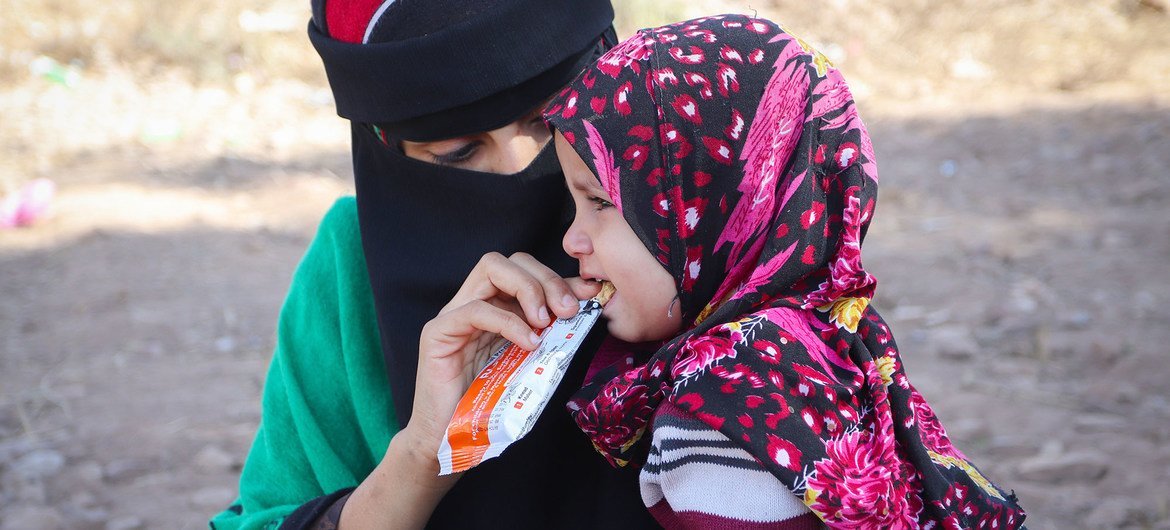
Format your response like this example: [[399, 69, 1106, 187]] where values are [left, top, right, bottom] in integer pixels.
[[538, 306, 550, 323], [529, 331, 543, 346], [562, 294, 578, 310]]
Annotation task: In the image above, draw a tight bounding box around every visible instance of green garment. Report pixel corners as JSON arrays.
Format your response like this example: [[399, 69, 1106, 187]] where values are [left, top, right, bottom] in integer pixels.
[[209, 197, 398, 530]]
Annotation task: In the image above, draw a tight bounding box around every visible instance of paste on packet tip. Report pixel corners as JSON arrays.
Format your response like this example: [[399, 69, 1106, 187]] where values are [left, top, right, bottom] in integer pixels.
[[597, 281, 615, 306]]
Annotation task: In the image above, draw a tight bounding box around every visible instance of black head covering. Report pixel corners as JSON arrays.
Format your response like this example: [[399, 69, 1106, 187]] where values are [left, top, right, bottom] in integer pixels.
[[309, 1, 657, 527], [310, 0, 616, 140]]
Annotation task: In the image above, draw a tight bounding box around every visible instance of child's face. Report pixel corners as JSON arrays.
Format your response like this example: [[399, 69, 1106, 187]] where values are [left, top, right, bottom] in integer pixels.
[[556, 132, 682, 342]]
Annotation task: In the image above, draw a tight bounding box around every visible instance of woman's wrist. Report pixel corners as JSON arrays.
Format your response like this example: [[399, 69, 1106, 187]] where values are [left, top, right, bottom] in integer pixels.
[[337, 427, 458, 529], [388, 425, 449, 487]]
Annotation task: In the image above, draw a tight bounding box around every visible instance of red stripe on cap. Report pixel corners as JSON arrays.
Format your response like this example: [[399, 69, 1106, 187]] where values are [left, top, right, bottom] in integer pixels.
[[325, 0, 388, 43]]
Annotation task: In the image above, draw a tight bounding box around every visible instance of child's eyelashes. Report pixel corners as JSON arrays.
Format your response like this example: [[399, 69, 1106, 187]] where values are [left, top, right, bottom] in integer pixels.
[[589, 196, 614, 211], [431, 142, 481, 165]]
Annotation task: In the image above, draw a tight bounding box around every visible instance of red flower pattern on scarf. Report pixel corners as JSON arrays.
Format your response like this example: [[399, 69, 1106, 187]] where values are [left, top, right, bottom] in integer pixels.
[[672, 333, 737, 379]]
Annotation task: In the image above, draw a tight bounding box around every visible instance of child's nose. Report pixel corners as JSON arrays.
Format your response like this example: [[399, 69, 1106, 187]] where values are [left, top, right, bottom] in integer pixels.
[[562, 223, 592, 257]]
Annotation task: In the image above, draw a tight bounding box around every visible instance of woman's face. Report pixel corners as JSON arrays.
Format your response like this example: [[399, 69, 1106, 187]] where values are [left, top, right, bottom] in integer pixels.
[[557, 132, 682, 343], [400, 105, 550, 173]]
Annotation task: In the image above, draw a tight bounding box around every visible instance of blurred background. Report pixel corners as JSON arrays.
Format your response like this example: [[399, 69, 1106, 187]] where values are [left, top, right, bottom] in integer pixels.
[[1, 0, 1167, 528]]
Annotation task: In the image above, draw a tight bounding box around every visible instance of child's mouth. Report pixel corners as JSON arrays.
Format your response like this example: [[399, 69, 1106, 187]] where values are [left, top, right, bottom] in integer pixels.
[[582, 280, 615, 314]]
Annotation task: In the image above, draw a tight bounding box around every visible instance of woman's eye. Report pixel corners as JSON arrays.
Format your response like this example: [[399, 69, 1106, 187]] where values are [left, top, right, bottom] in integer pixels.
[[589, 196, 614, 211], [432, 142, 480, 165]]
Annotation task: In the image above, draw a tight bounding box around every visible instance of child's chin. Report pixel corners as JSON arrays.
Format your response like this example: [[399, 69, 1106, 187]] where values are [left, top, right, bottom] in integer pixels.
[[604, 320, 633, 341], [606, 319, 668, 344], [605, 319, 643, 343]]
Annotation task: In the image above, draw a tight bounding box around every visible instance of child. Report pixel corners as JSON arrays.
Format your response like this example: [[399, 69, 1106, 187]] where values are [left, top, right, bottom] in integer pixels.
[[544, 14, 1026, 529]]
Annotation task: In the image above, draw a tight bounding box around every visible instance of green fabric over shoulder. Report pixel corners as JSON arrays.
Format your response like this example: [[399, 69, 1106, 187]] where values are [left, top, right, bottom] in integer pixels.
[[210, 197, 397, 530]]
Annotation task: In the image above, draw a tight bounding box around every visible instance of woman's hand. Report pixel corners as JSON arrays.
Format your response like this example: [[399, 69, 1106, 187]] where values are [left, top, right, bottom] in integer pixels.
[[405, 251, 601, 469], [340, 252, 600, 529]]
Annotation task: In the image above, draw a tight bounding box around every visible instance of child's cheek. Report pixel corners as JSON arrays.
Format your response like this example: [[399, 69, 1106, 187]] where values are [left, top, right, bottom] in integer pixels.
[[602, 298, 634, 342]]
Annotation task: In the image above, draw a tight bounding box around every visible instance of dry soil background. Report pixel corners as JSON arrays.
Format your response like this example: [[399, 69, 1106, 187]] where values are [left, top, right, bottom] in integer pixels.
[[1, 1, 1168, 528]]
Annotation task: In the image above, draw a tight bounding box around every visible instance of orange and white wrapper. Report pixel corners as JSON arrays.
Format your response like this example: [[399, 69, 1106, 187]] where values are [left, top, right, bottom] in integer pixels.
[[438, 284, 614, 475]]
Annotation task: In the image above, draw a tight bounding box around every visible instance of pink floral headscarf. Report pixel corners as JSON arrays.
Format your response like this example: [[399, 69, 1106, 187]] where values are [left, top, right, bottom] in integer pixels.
[[545, 14, 1025, 529]]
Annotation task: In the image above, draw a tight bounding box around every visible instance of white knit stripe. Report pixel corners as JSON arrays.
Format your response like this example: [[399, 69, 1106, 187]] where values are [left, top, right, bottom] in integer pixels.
[[659, 443, 759, 464], [642, 455, 810, 522], [649, 423, 735, 442], [361, 0, 398, 44]]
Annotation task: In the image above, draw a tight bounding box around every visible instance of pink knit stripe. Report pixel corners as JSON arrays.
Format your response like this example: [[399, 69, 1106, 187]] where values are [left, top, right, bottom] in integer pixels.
[[649, 499, 824, 529]]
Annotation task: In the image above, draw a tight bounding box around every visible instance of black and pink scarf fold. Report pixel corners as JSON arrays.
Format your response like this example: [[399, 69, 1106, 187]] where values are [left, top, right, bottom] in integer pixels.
[[545, 14, 1025, 529]]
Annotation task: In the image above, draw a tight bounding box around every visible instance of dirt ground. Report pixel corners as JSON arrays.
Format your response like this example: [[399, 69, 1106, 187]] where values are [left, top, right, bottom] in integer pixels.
[[1, 1, 1168, 529]]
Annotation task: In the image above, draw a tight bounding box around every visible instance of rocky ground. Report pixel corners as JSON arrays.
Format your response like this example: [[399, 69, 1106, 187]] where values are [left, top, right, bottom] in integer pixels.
[[1, 1, 1167, 528]]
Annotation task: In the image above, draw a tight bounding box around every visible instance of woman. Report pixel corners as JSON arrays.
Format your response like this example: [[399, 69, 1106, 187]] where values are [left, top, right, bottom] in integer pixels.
[[209, 0, 660, 528]]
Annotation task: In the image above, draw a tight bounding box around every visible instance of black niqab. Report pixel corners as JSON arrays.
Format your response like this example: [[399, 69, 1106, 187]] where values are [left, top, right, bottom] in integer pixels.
[[349, 126, 574, 426]]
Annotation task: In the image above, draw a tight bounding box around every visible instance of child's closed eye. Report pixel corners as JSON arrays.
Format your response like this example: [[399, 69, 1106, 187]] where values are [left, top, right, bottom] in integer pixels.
[[589, 196, 614, 211]]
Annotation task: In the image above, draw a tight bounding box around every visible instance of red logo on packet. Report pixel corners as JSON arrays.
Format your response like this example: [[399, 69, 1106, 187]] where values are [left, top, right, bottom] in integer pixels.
[[514, 401, 524, 409], [535, 367, 544, 375], [565, 333, 574, 339]]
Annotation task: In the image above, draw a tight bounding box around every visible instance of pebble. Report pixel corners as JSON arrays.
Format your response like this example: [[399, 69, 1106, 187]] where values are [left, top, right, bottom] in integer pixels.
[[1073, 413, 1127, 433], [1007, 288, 1040, 314], [11, 449, 66, 479], [1, 505, 63, 530], [1087, 340, 1128, 366], [225, 401, 261, 422], [946, 417, 991, 442], [890, 305, 928, 321], [106, 516, 145, 530], [1017, 450, 1109, 483], [66, 505, 110, 526], [129, 472, 172, 489], [194, 444, 239, 472], [70, 491, 100, 509], [0, 436, 39, 463], [190, 486, 236, 509], [7, 473, 49, 503], [1037, 439, 1065, 457], [1058, 310, 1093, 330], [73, 460, 106, 485], [986, 435, 1037, 459], [1085, 498, 1147, 528], [103, 458, 149, 483], [938, 159, 958, 177], [1141, 395, 1170, 415], [928, 325, 980, 360], [1110, 382, 1142, 405], [214, 335, 237, 353], [1098, 230, 1132, 249]]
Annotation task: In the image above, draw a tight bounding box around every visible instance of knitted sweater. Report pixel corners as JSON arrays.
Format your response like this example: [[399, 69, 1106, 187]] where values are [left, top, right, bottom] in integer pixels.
[[642, 401, 824, 529]]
